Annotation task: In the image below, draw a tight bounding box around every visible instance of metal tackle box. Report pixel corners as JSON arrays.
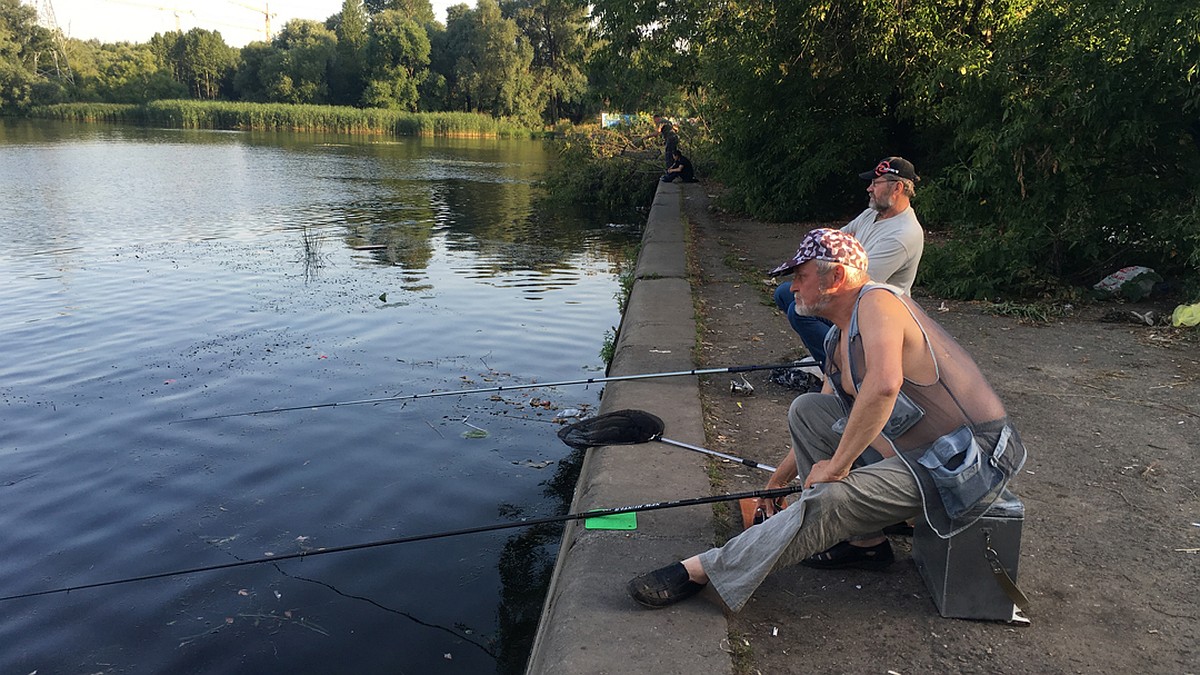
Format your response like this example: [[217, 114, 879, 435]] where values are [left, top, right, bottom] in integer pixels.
[[912, 491, 1029, 622]]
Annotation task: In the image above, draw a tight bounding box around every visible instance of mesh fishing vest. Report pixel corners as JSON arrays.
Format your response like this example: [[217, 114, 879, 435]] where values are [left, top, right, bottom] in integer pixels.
[[825, 284, 1027, 537]]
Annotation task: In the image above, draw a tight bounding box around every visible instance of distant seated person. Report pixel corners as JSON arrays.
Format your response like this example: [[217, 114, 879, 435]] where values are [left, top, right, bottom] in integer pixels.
[[661, 150, 697, 183]]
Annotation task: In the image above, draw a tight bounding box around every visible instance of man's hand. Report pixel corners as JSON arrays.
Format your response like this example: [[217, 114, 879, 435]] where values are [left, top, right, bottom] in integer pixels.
[[804, 459, 850, 489]]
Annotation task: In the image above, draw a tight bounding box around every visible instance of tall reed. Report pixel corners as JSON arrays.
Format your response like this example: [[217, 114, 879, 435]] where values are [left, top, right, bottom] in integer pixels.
[[30, 101, 537, 138]]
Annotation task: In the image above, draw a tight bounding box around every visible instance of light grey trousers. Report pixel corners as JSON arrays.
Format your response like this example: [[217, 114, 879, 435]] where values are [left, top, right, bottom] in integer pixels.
[[697, 393, 923, 612]]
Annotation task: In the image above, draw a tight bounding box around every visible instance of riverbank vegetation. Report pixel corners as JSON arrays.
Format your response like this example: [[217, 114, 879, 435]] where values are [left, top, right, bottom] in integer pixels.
[[3, 0, 1197, 299], [33, 100, 532, 136], [539, 126, 662, 212]]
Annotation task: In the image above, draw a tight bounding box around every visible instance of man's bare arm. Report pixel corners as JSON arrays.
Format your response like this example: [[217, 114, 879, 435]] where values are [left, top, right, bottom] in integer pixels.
[[804, 290, 907, 487]]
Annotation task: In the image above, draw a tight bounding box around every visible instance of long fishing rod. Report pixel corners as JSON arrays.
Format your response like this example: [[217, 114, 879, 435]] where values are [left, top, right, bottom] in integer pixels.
[[0, 484, 807, 603], [175, 359, 818, 423]]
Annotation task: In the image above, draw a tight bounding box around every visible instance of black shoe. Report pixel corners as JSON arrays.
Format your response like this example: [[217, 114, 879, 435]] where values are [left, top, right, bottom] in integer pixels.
[[627, 562, 706, 609], [801, 540, 894, 571]]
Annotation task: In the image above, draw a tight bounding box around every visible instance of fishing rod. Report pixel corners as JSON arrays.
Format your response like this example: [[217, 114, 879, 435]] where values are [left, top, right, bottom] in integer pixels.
[[0, 484, 808, 603], [175, 359, 818, 423], [558, 409, 778, 473]]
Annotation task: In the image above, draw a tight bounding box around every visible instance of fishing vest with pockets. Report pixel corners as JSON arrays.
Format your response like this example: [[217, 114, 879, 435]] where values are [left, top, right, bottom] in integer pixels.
[[823, 283, 1027, 538]]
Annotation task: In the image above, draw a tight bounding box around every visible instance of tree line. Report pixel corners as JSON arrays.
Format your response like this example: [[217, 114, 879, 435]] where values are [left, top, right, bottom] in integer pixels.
[[0, 0, 591, 126], [3, 0, 1198, 297]]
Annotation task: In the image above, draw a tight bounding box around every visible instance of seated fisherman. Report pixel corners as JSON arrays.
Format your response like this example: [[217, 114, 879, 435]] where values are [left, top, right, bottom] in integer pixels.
[[627, 228, 1026, 611], [774, 157, 924, 367], [661, 149, 697, 183]]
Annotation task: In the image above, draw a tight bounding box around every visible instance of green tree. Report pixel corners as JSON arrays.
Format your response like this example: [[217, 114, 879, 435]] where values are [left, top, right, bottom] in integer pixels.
[[330, 0, 369, 105], [0, 0, 63, 111], [501, 0, 593, 123], [444, 0, 540, 122], [260, 19, 337, 104], [232, 41, 273, 101], [150, 28, 237, 100], [606, 0, 1199, 296], [587, 0, 705, 113], [365, 0, 436, 25], [420, 19, 450, 109], [362, 9, 430, 109], [80, 42, 185, 103], [911, 0, 1200, 296]]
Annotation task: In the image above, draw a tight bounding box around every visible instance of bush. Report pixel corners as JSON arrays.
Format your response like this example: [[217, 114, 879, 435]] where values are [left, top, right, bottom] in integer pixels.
[[908, 0, 1200, 298], [540, 126, 661, 213]]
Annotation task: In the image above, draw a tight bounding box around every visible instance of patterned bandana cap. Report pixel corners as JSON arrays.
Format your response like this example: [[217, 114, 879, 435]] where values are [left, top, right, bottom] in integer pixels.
[[768, 228, 869, 277]]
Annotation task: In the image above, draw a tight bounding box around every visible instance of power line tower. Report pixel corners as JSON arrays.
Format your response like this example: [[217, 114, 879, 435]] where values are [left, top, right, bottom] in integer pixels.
[[34, 0, 75, 85]]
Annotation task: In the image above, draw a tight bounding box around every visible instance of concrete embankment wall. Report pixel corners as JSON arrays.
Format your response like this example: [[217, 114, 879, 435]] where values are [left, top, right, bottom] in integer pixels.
[[525, 181, 730, 674]]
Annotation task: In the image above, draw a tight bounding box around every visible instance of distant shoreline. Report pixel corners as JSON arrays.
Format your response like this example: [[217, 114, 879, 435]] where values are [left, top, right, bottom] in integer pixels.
[[27, 100, 545, 138]]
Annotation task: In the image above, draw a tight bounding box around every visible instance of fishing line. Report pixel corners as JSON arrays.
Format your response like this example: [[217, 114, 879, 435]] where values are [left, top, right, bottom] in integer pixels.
[[174, 359, 817, 423], [190, 530, 498, 658]]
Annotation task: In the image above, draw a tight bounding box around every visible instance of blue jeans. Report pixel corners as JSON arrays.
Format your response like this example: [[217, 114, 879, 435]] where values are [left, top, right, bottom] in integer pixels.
[[774, 282, 834, 365]]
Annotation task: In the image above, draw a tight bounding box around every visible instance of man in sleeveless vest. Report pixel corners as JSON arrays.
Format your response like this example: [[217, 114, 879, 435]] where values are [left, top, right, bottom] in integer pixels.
[[628, 229, 1026, 611]]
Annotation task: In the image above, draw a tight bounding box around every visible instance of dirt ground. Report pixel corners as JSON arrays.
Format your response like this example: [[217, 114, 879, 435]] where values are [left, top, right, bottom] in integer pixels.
[[681, 187, 1199, 675]]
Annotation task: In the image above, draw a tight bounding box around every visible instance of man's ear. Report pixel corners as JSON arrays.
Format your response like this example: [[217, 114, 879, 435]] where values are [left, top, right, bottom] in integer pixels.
[[827, 264, 848, 290]]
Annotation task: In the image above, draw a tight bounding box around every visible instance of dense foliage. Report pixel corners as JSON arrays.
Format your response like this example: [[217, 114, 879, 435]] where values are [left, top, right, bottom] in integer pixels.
[[539, 125, 663, 212], [588, 0, 1200, 298], [4, 0, 1198, 297]]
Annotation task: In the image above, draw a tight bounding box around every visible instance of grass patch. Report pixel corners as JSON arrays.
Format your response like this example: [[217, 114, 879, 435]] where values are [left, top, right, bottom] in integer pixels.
[[982, 300, 1068, 324], [615, 243, 640, 313], [599, 327, 616, 367], [726, 632, 756, 675], [599, 242, 641, 367]]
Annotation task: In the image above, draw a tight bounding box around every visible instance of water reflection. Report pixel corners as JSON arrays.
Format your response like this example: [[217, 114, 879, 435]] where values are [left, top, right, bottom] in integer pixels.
[[0, 119, 641, 673]]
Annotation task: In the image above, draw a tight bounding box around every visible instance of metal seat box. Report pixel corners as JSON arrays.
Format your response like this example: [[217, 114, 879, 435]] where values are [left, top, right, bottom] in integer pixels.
[[912, 492, 1027, 622]]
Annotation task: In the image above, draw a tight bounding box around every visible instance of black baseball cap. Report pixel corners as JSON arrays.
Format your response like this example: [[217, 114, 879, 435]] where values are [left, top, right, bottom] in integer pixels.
[[859, 157, 919, 182]]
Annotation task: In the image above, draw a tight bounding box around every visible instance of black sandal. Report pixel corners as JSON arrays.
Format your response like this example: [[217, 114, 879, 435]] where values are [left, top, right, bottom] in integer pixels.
[[801, 540, 894, 571], [627, 562, 706, 608]]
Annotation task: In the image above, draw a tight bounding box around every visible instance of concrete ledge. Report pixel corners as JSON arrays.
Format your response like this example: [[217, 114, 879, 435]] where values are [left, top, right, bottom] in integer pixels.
[[526, 181, 729, 674], [638, 181, 686, 278], [635, 240, 687, 279]]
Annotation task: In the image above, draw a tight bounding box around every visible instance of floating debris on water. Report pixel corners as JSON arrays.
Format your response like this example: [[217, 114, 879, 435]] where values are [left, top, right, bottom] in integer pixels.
[[513, 459, 554, 469]]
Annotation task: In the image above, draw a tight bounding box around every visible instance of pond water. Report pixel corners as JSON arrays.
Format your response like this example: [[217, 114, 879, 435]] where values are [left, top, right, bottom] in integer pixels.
[[0, 120, 639, 673]]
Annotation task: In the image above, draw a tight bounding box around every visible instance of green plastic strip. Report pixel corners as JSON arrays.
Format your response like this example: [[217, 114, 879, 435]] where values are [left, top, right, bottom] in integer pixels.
[[583, 511, 637, 530]]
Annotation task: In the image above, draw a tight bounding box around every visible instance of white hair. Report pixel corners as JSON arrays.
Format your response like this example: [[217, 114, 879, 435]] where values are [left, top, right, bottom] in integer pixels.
[[813, 259, 869, 287]]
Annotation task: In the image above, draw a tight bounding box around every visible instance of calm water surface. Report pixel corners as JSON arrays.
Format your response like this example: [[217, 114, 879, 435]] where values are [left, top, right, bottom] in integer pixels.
[[0, 120, 639, 673]]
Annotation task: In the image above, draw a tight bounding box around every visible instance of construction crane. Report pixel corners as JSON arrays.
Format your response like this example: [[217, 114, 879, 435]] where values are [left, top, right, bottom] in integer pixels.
[[225, 0, 277, 42], [101, 0, 196, 32]]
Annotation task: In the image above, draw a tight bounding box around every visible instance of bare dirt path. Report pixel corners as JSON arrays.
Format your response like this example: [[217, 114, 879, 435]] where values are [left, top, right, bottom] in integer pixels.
[[681, 186, 1199, 674]]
